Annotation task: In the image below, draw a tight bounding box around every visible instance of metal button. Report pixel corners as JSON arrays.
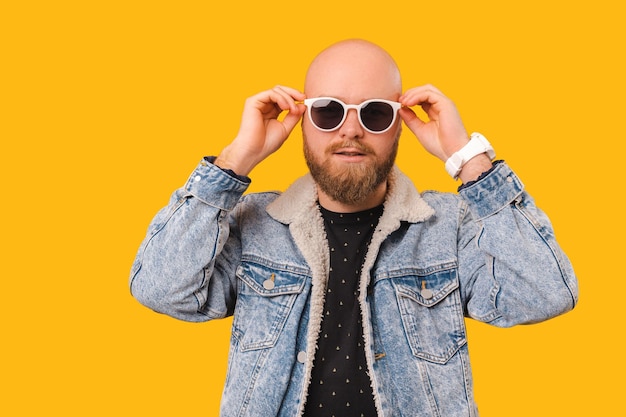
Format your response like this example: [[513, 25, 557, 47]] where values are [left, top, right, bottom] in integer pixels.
[[297, 351, 307, 363], [263, 273, 276, 290], [194, 175, 202, 182], [420, 288, 434, 300]]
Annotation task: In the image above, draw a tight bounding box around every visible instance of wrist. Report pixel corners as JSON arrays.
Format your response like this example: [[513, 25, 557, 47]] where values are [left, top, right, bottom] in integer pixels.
[[444, 132, 495, 180], [215, 146, 257, 177], [457, 154, 493, 183]]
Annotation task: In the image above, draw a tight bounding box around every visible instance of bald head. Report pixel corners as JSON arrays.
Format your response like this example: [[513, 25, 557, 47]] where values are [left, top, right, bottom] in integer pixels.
[[304, 39, 402, 101]]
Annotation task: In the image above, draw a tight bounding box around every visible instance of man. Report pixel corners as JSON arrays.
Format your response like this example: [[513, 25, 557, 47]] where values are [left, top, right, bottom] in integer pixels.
[[130, 39, 578, 416]]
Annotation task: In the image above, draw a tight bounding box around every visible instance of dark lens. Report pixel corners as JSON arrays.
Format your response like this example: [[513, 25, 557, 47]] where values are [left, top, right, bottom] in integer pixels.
[[360, 101, 394, 132], [310, 99, 345, 130]]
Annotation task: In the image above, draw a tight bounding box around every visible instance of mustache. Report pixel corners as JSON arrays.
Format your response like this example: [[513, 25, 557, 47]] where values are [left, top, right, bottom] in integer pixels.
[[327, 140, 374, 154]]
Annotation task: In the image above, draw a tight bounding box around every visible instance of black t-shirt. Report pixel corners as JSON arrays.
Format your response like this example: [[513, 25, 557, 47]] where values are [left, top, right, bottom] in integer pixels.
[[303, 204, 384, 417]]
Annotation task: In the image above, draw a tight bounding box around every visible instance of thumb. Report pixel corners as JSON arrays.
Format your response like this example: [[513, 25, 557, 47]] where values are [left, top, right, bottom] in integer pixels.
[[281, 104, 306, 135], [399, 106, 426, 136]]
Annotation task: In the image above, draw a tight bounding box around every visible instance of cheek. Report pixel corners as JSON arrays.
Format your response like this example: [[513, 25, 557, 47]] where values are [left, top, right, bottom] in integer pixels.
[[303, 127, 331, 153], [301, 117, 321, 139], [373, 133, 400, 162], [303, 134, 326, 162], [374, 132, 399, 153]]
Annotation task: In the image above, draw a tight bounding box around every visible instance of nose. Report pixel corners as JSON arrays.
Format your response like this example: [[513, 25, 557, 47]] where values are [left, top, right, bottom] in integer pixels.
[[338, 108, 364, 139]]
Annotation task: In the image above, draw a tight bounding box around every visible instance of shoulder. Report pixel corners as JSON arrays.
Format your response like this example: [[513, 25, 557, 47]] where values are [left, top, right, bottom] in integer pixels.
[[420, 190, 469, 222], [237, 191, 283, 214], [421, 190, 464, 207]]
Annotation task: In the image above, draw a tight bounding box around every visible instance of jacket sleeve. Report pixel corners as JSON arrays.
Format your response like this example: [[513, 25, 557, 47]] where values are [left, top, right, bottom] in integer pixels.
[[129, 159, 249, 322], [457, 161, 578, 326]]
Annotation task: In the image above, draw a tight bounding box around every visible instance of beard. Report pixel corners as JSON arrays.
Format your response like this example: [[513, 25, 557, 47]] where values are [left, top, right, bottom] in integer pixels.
[[303, 132, 399, 206]]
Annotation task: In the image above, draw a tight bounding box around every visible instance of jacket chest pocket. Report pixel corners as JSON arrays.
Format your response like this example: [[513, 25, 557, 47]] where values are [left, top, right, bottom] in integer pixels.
[[392, 265, 466, 364], [233, 263, 308, 352]]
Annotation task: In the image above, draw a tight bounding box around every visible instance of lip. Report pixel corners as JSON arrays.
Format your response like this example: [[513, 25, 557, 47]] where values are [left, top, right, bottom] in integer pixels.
[[332, 148, 369, 161], [333, 147, 367, 156]]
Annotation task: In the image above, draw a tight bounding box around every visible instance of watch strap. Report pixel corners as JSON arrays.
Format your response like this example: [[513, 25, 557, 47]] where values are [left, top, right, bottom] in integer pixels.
[[444, 132, 495, 179]]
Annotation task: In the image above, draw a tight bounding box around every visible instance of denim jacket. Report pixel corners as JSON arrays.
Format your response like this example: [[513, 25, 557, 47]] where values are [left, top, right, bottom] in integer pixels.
[[130, 159, 577, 417]]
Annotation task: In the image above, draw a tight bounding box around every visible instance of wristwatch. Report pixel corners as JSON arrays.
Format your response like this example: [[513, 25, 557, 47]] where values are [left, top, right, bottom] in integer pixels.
[[444, 132, 496, 180]]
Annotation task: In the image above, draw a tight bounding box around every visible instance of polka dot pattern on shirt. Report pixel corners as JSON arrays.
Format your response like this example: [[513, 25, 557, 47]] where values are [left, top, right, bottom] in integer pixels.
[[303, 204, 384, 417]]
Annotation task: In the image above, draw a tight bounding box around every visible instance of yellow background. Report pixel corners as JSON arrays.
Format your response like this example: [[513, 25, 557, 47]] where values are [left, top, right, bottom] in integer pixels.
[[2, 1, 623, 415]]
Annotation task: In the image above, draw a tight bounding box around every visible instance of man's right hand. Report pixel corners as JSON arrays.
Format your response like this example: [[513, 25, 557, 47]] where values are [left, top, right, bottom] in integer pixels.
[[214, 86, 306, 176]]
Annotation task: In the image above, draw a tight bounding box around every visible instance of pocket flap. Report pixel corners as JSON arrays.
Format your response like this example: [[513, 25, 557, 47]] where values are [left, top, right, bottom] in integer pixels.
[[393, 265, 459, 307], [237, 263, 307, 296]]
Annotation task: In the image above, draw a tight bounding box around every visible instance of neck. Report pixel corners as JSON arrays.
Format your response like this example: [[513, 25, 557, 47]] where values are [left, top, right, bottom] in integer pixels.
[[317, 182, 387, 213]]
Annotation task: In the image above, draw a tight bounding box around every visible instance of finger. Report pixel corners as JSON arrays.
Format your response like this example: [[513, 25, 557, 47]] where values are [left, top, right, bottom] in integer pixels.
[[274, 85, 306, 101], [400, 84, 443, 99], [400, 89, 441, 108], [421, 84, 444, 95], [402, 93, 452, 125], [272, 86, 306, 113], [268, 93, 298, 118], [399, 106, 426, 135], [400, 85, 449, 111], [280, 103, 306, 134], [248, 87, 301, 116]]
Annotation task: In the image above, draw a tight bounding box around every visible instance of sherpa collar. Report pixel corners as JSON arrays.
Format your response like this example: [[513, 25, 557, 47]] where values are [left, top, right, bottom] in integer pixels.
[[266, 165, 435, 225]]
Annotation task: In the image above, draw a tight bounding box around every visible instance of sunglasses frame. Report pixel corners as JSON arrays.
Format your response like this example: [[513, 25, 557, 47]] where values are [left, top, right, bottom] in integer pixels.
[[304, 97, 402, 134]]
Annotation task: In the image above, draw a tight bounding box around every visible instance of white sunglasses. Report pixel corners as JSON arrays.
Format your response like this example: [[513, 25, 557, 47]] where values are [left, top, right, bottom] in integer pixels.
[[304, 97, 401, 134]]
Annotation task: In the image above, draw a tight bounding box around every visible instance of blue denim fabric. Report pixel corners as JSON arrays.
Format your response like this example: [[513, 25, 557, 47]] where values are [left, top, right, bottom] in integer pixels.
[[130, 159, 577, 417]]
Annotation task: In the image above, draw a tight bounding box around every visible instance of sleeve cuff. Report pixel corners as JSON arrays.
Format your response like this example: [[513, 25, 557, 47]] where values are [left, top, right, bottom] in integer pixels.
[[182, 158, 250, 210], [457, 160, 503, 191], [458, 161, 524, 219], [203, 156, 251, 184]]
